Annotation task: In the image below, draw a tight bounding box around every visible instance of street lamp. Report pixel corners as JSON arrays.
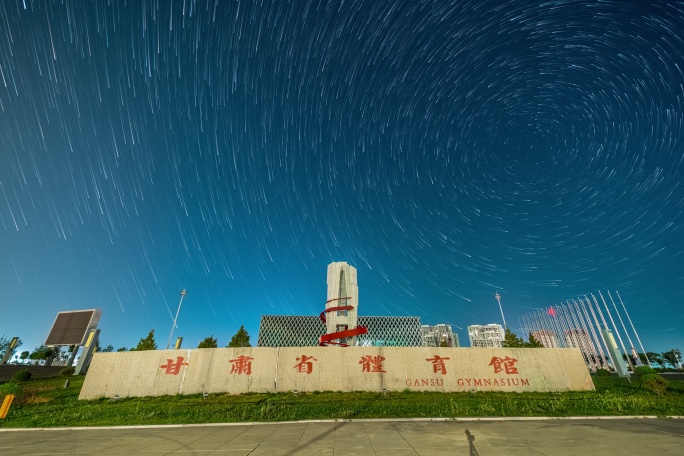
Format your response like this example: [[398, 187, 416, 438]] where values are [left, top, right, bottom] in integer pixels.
[[166, 289, 187, 349], [495, 292, 507, 329]]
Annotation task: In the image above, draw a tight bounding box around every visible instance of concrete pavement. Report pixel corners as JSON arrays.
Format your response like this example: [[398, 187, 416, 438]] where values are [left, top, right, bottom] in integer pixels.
[[0, 418, 682, 455]]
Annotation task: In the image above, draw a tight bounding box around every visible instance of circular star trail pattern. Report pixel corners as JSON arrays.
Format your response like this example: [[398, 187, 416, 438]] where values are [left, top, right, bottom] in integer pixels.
[[0, 0, 682, 350]]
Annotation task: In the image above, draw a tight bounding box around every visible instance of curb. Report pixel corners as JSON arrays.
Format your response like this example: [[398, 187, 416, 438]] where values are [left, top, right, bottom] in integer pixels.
[[1, 415, 682, 432]]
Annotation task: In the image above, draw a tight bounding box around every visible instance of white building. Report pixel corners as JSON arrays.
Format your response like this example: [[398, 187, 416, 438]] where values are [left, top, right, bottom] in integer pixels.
[[421, 324, 459, 347], [468, 324, 504, 348]]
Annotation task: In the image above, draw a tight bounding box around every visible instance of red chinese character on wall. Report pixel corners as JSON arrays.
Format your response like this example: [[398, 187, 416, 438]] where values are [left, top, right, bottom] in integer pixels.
[[160, 356, 189, 375], [359, 355, 386, 373], [293, 355, 318, 374], [426, 355, 451, 375], [489, 356, 519, 374], [229, 355, 254, 375]]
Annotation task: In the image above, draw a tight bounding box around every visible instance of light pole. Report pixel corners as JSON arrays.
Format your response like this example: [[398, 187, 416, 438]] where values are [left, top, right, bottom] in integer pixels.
[[166, 289, 187, 350], [495, 292, 507, 329]]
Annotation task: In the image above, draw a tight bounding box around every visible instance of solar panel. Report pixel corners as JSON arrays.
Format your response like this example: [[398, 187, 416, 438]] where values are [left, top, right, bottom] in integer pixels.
[[45, 309, 102, 346]]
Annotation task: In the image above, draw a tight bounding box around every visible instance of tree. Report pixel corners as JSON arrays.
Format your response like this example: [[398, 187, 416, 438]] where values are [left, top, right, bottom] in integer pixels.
[[57, 347, 70, 363], [116, 347, 128, 352], [29, 345, 50, 365], [100, 345, 114, 353], [133, 329, 158, 351], [0, 335, 9, 358], [0, 336, 7, 357], [647, 352, 666, 368], [198, 335, 218, 348], [44, 347, 60, 366], [526, 333, 544, 348], [502, 328, 526, 348], [19, 351, 29, 363], [227, 325, 251, 348], [662, 348, 683, 369], [0, 335, 22, 359]]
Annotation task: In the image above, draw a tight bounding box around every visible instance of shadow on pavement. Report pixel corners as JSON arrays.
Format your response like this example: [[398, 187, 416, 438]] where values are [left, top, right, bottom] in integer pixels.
[[465, 429, 480, 456], [290, 421, 344, 452]]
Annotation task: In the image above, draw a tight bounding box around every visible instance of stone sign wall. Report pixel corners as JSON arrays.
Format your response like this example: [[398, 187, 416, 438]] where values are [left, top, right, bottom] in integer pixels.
[[78, 347, 594, 400]]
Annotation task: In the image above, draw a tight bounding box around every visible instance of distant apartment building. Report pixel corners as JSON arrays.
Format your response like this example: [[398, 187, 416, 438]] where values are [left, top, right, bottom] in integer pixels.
[[467, 324, 504, 348], [531, 330, 559, 348], [564, 328, 593, 350], [421, 324, 459, 347]]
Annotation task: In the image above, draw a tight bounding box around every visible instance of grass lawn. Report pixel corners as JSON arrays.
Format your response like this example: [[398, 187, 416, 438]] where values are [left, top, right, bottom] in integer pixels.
[[1, 375, 683, 428]]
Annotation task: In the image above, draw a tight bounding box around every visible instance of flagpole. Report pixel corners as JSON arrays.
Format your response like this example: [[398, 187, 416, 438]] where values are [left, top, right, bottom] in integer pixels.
[[589, 294, 617, 369], [598, 291, 633, 370], [615, 290, 650, 366]]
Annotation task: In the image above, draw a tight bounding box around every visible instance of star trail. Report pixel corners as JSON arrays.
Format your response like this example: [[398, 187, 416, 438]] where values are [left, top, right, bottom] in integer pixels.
[[1, 0, 682, 351]]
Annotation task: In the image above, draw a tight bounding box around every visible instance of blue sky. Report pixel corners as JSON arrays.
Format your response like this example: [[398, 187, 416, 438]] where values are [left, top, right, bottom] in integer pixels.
[[0, 0, 682, 354]]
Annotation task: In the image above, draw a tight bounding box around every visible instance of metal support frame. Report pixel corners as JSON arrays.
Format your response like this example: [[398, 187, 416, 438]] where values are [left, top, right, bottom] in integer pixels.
[[0, 337, 20, 365], [74, 329, 100, 375]]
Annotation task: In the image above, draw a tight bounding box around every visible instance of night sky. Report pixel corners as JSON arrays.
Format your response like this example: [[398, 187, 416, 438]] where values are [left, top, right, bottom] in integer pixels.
[[1, 0, 683, 353]]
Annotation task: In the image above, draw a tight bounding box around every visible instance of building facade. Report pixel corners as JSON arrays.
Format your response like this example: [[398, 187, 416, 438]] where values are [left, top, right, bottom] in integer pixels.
[[257, 261, 453, 348], [257, 315, 423, 347], [421, 324, 459, 347], [564, 328, 601, 370], [257, 262, 470, 347], [468, 324, 504, 348]]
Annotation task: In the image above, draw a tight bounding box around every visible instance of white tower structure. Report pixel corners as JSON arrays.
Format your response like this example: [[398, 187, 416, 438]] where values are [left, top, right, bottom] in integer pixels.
[[321, 262, 362, 346]]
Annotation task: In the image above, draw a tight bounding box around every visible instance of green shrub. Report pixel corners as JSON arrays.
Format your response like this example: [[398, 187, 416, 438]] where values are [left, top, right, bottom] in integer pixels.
[[641, 374, 668, 395], [633, 366, 657, 377], [11, 370, 32, 382], [0, 381, 23, 401], [595, 368, 611, 377], [59, 367, 76, 377]]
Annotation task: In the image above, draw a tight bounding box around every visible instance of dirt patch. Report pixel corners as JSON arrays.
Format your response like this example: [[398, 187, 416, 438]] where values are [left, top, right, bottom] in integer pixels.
[[24, 385, 55, 394], [23, 396, 53, 404]]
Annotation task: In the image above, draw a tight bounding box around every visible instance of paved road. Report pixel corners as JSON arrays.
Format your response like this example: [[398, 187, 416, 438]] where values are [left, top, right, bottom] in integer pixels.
[[1, 418, 682, 455], [661, 372, 684, 381]]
